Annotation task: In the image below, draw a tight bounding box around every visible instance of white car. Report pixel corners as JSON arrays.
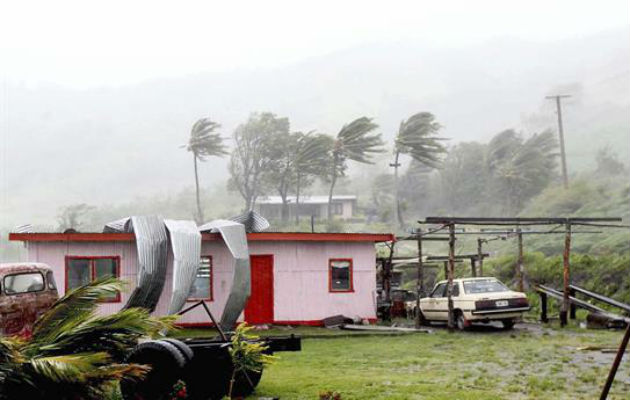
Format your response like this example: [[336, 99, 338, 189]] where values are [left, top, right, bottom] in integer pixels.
[[418, 277, 530, 330]]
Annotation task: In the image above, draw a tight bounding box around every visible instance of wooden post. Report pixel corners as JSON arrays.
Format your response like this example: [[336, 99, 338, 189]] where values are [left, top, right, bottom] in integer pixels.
[[470, 258, 477, 277], [539, 292, 548, 323], [517, 228, 524, 292], [443, 261, 448, 280], [600, 323, 630, 399], [560, 221, 572, 327], [415, 234, 423, 329], [477, 238, 484, 277], [447, 223, 456, 331], [569, 287, 576, 320], [383, 242, 395, 322]]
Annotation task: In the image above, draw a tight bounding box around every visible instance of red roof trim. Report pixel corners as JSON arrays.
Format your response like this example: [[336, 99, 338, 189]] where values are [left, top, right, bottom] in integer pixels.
[[9, 232, 394, 243]]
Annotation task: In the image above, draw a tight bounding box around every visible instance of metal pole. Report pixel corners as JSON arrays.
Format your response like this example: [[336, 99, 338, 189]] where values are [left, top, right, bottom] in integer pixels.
[[560, 221, 572, 326], [471, 258, 477, 277], [477, 238, 484, 277], [447, 223, 456, 331], [517, 228, 524, 292], [600, 323, 630, 399], [546, 94, 571, 189], [415, 234, 423, 329]]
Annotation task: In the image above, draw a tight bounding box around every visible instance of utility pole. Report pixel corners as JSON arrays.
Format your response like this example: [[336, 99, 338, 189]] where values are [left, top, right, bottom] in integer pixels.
[[516, 228, 524, 292], [560, 221, 572, 327], [477, 238, 485, 276], [447, 223, 456, 331], [390, 151, 403, 228], [546, 94, 571, 189]]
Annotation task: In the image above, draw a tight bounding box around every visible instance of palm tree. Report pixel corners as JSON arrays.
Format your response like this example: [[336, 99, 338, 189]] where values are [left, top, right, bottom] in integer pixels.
[[0, 279, 174, 400], [186, 118, 228, 224], [393, 112, 447, 227], [328, 117, 384, 221], [294, 132, 334, 224]]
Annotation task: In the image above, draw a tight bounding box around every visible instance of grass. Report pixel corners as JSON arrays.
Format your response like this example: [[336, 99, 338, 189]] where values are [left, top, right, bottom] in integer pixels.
[[173, 323, 630, 399]]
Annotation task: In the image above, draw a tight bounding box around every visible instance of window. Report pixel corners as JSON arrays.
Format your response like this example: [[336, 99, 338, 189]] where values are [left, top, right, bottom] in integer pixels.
[[450, 283, 460, 297], [463, 279, 509, 294], [188, 256, 213, 301], [66, 256, 120, 302], [4, 272, 45, 295], [329, 259, 353, 292], [46, 271, 57, 290], [330, 203, 343, 215], [430, 283, 446, 298]]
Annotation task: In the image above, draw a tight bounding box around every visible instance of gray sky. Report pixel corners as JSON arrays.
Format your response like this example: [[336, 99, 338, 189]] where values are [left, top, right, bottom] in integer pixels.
[[1, 0, 628, 88]]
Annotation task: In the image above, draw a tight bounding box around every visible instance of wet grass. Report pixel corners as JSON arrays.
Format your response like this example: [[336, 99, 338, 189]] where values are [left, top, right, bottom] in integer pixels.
[[209, 323, 630, 400]]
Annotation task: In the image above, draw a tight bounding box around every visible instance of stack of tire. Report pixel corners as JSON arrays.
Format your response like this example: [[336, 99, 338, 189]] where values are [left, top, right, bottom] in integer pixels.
[[121, 339, 263, 400]]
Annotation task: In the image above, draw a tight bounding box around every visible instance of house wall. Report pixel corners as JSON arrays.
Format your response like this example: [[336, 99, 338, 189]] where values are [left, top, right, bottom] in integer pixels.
[[25, 240, 377, 326]]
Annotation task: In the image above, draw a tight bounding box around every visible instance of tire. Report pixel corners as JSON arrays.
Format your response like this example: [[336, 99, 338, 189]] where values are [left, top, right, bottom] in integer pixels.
[[501, 319, 515, 330], [230, 369, 264, 397], [455, 311, 468, 331], [121, 340, 187, 400], [417, 309, 429, 326], [159, 338, 194, 363]]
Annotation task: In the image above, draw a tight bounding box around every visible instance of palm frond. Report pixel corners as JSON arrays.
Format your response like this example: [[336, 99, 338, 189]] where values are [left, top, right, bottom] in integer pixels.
[[395, 112, 447, 168], [187, 117, 229, 160], [29, 352, 109, 383], [336, 117, 384, 164], [32, 278, 125, 345]]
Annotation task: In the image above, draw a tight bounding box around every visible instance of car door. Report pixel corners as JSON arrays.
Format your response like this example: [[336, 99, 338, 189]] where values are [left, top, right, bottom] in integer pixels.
[[422, 283, 446, 319], [436, 281, 460, 320]]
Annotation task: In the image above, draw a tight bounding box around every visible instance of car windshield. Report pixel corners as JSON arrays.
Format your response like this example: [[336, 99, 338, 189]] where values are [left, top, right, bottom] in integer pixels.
[[463, 280, 509, 294]]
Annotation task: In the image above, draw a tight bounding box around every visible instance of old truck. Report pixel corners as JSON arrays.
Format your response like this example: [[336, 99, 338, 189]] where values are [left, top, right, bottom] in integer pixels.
[[0, 263, 59, 336]]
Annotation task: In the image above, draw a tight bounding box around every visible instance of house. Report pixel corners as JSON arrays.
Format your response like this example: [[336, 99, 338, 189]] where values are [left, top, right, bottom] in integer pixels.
[[255, 195, 357, 220], [9, 231, 393, 327]]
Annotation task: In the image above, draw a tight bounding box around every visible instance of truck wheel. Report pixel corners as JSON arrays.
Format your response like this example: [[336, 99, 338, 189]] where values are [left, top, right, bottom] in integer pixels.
[[501, 319, 515, 330], [159, 338, 194, 363], [121, 340, 187, 400], [455, 311, 468, 331]]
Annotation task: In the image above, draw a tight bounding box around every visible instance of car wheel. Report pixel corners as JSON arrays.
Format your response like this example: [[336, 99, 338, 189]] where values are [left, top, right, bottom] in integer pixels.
[[417, 308, 429, 326], [501, 319, 515, 330], [455, 312, 468, 331]]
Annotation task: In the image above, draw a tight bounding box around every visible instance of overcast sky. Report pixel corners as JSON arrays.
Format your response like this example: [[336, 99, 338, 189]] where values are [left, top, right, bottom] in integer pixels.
[[1, 0, 628, 89]]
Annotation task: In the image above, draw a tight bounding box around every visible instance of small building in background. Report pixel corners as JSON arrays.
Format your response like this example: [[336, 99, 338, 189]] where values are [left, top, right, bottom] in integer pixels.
[[9, 231, 392, 326], [255, 195, 357, 221]]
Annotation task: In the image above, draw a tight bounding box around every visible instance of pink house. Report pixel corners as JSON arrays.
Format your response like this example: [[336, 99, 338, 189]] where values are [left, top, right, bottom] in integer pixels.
[[9, 232, 393, 327]]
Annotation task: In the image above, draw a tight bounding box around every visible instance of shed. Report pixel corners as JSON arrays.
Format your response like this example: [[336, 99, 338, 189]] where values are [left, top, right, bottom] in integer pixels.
[[9, 232, 393, 327]]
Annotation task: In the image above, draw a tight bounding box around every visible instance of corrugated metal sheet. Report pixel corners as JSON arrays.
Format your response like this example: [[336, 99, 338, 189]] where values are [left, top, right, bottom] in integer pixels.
[[229, 210, 270, 233], [164, 219, 201, 315], [199, 219, 251, 330], [106, 216, 168, 312], [103, 217, 132, 233]]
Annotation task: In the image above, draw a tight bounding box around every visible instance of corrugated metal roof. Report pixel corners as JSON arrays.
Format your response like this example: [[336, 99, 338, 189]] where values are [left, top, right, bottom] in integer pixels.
[[256, 195, 356, 205]]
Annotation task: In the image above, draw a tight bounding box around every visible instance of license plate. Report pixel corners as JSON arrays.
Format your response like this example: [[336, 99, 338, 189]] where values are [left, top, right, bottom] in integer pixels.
[[495, 300, 508, 307]]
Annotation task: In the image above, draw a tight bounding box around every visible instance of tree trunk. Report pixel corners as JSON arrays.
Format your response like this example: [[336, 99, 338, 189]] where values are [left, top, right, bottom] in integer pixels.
[[193, 154, 204, 224], [394, 151, 404, 228], [280, 193, 289, 222], [295, 172, 301, 225], [327, 156, 338, 221]]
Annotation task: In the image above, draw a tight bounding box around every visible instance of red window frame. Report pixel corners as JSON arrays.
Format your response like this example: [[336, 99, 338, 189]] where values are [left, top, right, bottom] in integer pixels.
[[187, 255, 213, 302], [328, 258, 354, 293], [65, 255, 121, 303]]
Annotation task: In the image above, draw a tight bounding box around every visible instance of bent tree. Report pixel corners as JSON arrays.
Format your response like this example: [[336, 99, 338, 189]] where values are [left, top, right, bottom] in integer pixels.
[[327, 117, 384, 220], [393, 112, 447, 227], [185, 118, 228, 224]]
